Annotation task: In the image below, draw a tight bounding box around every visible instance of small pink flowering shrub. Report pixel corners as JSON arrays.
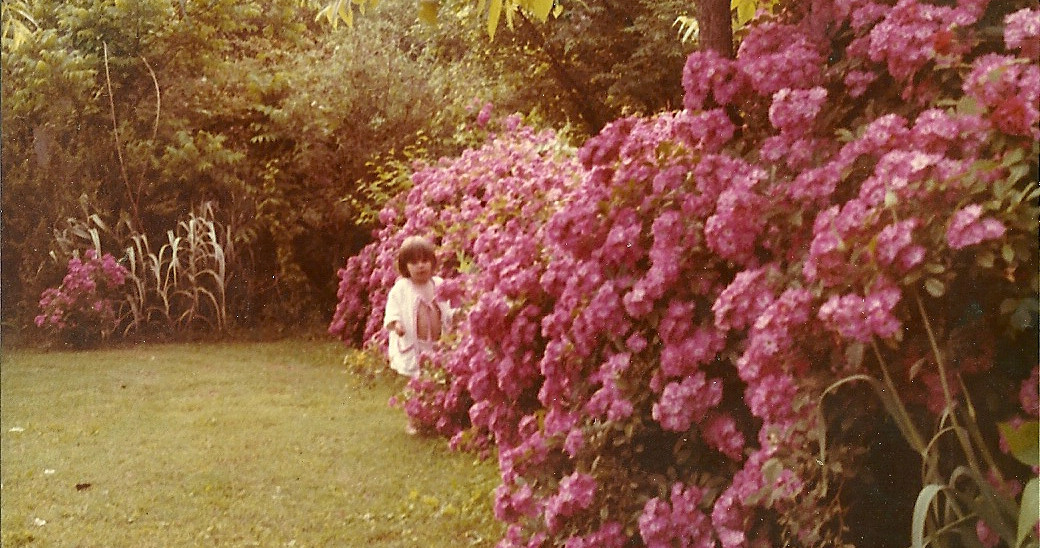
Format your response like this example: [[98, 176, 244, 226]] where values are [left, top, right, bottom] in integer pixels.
[[35, 250, 129, 347], [332, 1, 1039, 546]]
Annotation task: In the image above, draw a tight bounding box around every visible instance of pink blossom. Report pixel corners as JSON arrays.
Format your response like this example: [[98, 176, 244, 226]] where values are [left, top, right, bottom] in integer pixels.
[[745, 373, 799, 424], [564, 522, 626, 548], [638, 483, 713, 548], [36, 251, 129, 337], [703, 413, 746, 460], [844, 69, 878, 97], [946, 204, 1007, 250], [544, 473, 597, 532], [652, 373, 723, 431], [713, 266, 777, 331], [835, 0, 888, 30], [494, 482, 539, 522], [868, 0, 974, 82], [564, 428, 584, 457], [964, 54, 1040, 138], [1021, 366, 1039, 417], [737, 22, 824, 95], [976, 520, 1000, 548], [682, 50, 746, 111], [818, 278, 903, 343], [910, 109, 990, 156], [1005, 8, 1040, 59], [769, 87, 828, 135], [705, 185, 767, 265], [585, 378, 634, 422], [874, 218, 926, 273]]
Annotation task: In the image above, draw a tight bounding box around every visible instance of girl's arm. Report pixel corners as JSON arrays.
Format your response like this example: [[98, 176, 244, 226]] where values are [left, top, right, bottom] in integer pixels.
[[384, 281, 406, 335]]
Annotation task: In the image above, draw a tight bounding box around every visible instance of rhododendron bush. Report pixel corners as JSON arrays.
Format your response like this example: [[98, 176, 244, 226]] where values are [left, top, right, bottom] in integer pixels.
[[331, 0, 1039, 546], [35, 250, 129, 347]]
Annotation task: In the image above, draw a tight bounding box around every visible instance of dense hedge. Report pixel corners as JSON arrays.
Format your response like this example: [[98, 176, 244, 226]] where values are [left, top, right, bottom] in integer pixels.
[[332, 1, 1039, 546]]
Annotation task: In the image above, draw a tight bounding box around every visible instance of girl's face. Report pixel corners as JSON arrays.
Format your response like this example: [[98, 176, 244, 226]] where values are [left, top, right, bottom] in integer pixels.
[[406, 258, 433, 284]]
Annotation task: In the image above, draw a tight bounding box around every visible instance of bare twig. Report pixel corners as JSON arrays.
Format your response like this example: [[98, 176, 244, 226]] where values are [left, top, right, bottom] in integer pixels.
[[141, 55, 160, 141], [103, 42, 141, 230]]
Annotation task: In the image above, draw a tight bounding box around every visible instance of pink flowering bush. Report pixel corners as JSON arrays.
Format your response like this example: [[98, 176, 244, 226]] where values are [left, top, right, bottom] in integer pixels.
[[329, 112, 582, 443], [35, 250, 129, 347], [332, 0, 1039, 545]]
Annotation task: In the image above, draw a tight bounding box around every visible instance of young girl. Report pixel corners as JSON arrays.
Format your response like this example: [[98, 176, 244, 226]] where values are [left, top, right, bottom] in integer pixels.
[[383, 236, 454, 378]]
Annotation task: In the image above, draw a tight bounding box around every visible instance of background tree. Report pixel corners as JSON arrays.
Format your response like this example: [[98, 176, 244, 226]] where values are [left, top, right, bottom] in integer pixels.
[[1, 0, 505, 336], [3, 0, 724, 337]]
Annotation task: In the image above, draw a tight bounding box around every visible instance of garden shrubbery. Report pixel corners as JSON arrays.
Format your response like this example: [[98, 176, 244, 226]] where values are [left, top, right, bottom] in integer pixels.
[[331, 1, 1039, 546]]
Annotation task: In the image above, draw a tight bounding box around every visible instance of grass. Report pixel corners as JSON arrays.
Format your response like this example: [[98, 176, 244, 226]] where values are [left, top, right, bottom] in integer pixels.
[[0, 339, 504, 547]]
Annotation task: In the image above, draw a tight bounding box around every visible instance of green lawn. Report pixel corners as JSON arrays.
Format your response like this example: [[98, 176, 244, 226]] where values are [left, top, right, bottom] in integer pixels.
[[1, 340, 503, 547]]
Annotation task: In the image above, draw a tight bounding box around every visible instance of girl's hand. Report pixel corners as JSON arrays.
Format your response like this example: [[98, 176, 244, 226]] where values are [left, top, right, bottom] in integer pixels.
[[388, 321, 405, 337]]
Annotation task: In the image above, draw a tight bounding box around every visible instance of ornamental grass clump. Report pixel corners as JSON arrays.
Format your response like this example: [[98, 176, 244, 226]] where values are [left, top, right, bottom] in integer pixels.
[[332, 1, 1039, 546], [35, 249, 128, 347]]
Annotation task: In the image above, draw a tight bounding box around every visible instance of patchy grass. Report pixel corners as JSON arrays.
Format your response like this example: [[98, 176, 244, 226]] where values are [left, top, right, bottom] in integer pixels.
[[1, 340, 503, 547]]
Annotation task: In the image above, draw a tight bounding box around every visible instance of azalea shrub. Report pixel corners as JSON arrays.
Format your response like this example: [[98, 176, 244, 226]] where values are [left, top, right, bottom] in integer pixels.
[[35, 249, 129, 347], [329, 112, 583, 447], [331, 0, 1040, 546]]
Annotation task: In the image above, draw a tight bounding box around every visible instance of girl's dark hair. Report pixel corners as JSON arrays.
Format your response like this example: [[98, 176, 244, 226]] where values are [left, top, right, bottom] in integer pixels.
[[396, 236, 437, 277]]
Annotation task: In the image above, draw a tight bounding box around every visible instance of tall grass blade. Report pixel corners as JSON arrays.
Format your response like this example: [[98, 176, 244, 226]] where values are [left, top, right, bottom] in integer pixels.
[[1018, 477, 1039, 548], [914, 484, 945, 548]]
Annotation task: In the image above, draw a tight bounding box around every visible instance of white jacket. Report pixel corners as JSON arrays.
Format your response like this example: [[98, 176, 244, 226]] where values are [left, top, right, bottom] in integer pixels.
[[383, 276, 453, 377]]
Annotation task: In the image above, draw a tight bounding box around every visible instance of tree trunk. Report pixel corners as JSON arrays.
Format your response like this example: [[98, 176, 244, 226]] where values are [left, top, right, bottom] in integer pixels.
[[698, 0, 733, 58]]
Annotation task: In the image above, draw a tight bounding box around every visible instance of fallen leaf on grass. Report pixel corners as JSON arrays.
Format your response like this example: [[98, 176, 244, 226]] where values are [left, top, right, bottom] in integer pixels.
[[75, 483, 92, 491], [8, 426, 25, 433]]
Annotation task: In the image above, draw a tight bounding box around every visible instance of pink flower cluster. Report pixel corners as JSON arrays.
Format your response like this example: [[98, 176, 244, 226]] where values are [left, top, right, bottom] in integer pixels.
[[818, 278, 903, 343], [330, 1, 1037, 546], [36, 250, 128, 337], [639, 483, 713, 548], [737, 22, 824, 95], [1004, 8, 1040, 59], [963, 53, 1040, 138], [543, 472, 597, 533], [946, 204, 1007, 250], [866, 0, 984, 82]]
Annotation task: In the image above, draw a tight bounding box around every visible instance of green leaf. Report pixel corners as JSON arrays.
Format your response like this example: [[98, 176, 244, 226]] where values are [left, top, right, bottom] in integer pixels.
[[845, 342, 865, 370], [957, 95, 983, 116], [998, 420, 1039, 467], [418, 0, 439, 24], [527, 0, 553, 22], [924, 263, 946, 275], [732, 0, 757, 26], [1002, 147, 1025, 168], [1019, 478, 1039, 548], [925, 278, 946, 297], [487, 0, 504, 39], [971, 468, 1020, 543], [673, 16, 700, 43], [908, 357, 928, 381], [338, 0, 353, 27], [761, 457, 782, 484], [1003, 244, 1016, 264], [1008, 164, 1029, 186], [913, 484, 945, 548]]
